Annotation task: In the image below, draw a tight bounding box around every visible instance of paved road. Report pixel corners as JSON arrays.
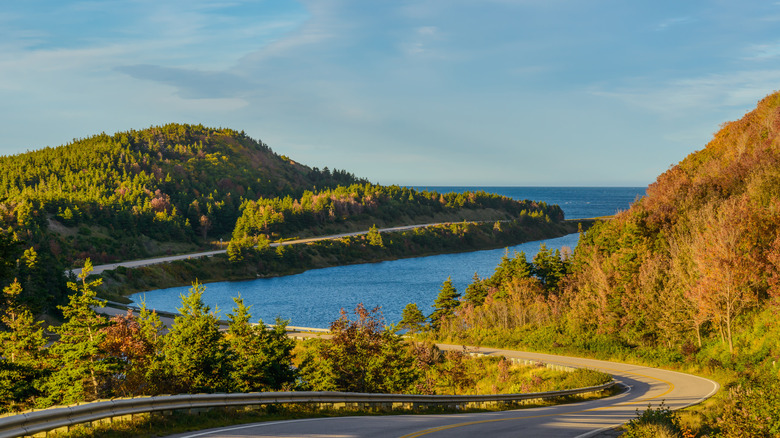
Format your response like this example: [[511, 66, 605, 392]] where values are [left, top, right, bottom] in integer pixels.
[[71, 222, 451, 276], [162, 345, 718, 438]]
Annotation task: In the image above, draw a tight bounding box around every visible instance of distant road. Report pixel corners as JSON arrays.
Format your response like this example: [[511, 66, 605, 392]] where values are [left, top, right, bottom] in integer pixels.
[[162, 345, 718, 438], [71, 222, 451, 276]]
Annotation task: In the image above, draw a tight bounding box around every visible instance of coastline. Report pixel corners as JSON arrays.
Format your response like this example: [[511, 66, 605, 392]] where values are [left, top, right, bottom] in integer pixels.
[[99, 219, 593, 303]]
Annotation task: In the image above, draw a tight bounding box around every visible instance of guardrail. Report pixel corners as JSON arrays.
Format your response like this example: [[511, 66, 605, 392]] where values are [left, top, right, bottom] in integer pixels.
[[0, 381, 615, 438]]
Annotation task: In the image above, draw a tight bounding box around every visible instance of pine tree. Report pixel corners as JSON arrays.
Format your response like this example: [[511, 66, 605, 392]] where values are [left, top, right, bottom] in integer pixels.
[[399, 303, 426, 333], [0, 279, 47, 412], [463, 272, 489, 306], [0, 279, 46, 365], [161, 281, 231, 393], [367, 224, 384, 247], [41, 259, 110, 405], [532, 244, 569, 292], [488, 249, 531, 289], [430, 277, 460, 330], [226, 295, 295, 392]]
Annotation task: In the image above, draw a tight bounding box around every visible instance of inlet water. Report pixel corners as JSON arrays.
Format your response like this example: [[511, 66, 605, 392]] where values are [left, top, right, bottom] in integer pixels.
[[130, 187, 645, 328]]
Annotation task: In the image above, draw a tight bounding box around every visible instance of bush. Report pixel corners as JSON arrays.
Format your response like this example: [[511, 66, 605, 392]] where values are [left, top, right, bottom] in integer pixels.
[[717, 371, 780, 437], [623, 401, 686, 438]]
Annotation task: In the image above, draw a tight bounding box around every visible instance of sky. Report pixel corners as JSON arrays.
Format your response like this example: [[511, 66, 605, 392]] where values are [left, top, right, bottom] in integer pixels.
[[2, 1, 780, 187]]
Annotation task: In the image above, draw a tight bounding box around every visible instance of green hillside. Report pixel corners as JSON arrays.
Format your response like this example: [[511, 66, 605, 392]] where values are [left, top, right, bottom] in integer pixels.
[[0, 124, 366, 312], [0, 123, 363, 266], [429, 91, 780, 436], [0, 123, 572, 312]]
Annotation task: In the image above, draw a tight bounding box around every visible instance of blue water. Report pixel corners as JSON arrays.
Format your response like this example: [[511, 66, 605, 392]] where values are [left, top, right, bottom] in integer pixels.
[[415, 186, 646, 219], [130, 187, 645, 328]]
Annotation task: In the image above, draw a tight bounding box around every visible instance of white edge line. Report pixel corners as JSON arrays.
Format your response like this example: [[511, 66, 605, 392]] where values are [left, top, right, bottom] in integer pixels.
[[178, 416, 363, 438]]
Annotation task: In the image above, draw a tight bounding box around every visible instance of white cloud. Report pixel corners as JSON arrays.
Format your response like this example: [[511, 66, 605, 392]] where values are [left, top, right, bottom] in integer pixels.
[[744, 42, 780, 60], [589, 70, 780, 116], [655, 16, 696, 31], [417, 26, 438, 36]]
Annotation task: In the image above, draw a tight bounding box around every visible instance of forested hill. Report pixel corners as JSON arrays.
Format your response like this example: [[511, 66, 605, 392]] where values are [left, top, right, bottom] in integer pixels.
[[0, 124, 364, 311], [425, 92, 780, 435], [0, 123, 567, 313], [0, 123, 363, 261], [566, 91, 780, 353], [438, 91, 780, 353]]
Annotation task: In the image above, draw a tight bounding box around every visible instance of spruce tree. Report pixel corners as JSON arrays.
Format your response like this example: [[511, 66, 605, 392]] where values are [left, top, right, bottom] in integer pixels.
[[0, 279, 46, 365], [399, 303, 426, 333], [0, 279, 47, 412], [430, 277, 460, 330], [226, 295, 295, 392], [463, 272, 489, 306], [367, 224, 384, 247], [531, 244, 569, 292], [161, 281, 231, 393], [41, 259, 110, 406]]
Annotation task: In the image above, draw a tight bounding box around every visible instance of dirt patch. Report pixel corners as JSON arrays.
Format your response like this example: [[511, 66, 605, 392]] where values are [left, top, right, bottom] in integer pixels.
[[47, 217, 76, 236]]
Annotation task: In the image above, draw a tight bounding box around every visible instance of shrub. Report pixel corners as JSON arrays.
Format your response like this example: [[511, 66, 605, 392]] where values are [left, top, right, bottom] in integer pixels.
[[623, 401, 685, 438]]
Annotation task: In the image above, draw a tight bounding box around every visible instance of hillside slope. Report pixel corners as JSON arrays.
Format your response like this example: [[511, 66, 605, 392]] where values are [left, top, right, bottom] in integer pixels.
[[0, 123, 571, 312], [0, 124, 363, 265], [566, 91, 780, 354], [0, 124, 364, 311], [426, 91, 780, 437]]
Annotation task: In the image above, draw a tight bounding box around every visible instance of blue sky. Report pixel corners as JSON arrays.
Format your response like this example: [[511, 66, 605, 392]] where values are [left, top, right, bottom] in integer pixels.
[[2, 0, 779, 186]]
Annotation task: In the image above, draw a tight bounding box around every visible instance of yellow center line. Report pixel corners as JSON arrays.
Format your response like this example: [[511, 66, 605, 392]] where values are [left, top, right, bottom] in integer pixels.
[[398, 363, 675, 438]]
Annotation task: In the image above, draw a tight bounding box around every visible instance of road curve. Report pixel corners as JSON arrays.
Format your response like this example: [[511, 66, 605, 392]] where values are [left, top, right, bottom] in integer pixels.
[[70, 222, 452, 276], [162, 345, 718, 438]]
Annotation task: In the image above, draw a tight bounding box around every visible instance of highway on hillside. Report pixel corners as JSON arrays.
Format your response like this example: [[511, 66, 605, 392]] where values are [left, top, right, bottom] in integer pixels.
[[162, 345, 718, 438], [70, 222, 457, 276]]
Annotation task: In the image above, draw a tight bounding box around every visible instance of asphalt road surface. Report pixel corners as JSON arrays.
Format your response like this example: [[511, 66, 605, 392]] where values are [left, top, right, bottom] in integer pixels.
[[71, 222, 450, 276], [161, 345, 718, 438]]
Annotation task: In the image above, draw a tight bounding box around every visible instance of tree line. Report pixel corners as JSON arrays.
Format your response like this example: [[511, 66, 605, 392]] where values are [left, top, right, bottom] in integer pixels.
[[417, 91, 780, 437], [0, 258, 608, 414], [0, 261, 296, 413], [0, 123, 363, 269]]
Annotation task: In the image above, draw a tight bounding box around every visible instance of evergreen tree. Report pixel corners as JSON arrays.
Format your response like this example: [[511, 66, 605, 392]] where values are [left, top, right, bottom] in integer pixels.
[[531, 244, 569, 292], [0, 279, 46, 365], [137, 300, 164, 353], [488, 249, 531, 289], [0, 279, 47, 412], [367, 224, 384, 247], [161, 281, 231, 393], [399, 303, 426, 333], [41, 259, 110, 405], [430, 277, 460, 330], [463, 272, 489, 306], [226, 295, 295, 392]]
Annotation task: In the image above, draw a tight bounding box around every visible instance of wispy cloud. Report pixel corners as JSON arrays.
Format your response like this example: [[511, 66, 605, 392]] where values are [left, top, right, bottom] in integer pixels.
[[655, 16, 696, 31], [744, 41, 780, 60], [115, 64, 253, 99], [590, 70, 780, 116]]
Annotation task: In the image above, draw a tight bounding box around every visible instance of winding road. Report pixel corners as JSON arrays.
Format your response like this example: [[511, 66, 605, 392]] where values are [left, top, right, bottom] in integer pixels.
[[71, 222, 455, 276], [162, 345, 719, 438]]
